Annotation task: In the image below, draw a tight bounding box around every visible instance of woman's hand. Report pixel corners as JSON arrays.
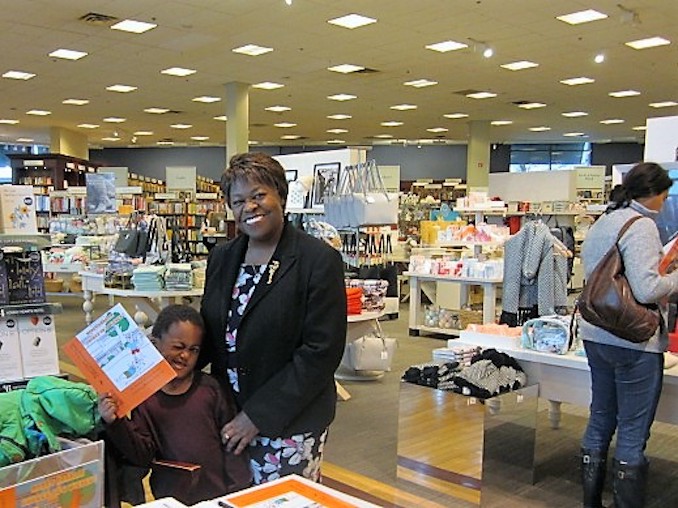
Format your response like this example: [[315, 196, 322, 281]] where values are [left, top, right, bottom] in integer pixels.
[[98, 393, 118, 424], [221, 411, 259, 456]]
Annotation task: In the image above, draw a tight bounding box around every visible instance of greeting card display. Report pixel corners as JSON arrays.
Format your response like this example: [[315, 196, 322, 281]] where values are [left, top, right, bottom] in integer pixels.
[[0, 185, 38, 234], [4, 250, 45, 304]]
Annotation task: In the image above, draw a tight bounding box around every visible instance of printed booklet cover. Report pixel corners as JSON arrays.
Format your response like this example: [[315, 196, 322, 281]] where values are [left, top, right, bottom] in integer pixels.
[[63, 303, 176, 417]]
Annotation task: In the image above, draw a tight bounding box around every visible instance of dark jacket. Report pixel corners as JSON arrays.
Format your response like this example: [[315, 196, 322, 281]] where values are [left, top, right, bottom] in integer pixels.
[[199, 222, 347, 437]]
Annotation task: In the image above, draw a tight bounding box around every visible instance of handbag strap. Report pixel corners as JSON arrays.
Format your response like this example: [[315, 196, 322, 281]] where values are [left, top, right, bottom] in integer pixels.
[[615, 215, 644, 244]]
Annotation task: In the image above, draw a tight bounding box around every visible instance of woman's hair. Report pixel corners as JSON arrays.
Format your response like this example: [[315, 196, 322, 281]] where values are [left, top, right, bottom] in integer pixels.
[[606, 162, 672, 212], [221, 152, 288, 207], [152, 304, 205, 341]]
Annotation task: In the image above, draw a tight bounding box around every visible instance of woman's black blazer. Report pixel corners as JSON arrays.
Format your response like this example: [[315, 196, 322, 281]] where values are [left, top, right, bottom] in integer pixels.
[[199, 222, 347, 437]]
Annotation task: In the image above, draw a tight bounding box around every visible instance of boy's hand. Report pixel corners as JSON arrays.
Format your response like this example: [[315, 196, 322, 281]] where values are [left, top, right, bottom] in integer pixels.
[[98, 393, 119, 424], [221, 412, 259, 456]]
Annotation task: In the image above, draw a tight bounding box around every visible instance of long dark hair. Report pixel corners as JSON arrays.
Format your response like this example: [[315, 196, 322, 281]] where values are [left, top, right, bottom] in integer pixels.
[[606, 162, 672, 212]]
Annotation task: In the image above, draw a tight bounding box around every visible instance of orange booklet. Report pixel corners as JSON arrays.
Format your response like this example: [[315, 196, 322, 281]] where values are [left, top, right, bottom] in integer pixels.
[[660, 237, 678, 275], [63, 303, 175, 417]]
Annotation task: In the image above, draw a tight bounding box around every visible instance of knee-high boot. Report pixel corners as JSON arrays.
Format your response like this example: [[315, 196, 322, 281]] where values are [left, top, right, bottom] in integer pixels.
[[581, 448, 607, 508], [612, 459, 648, 508]]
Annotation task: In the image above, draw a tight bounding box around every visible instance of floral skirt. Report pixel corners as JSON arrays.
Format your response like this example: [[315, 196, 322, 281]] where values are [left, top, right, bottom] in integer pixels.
[[248, 428, 328, 485]]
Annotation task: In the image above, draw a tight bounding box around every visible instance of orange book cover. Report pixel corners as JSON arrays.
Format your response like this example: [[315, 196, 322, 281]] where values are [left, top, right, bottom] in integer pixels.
[[659, 237, 678, 275], [223, 476, 359, 507], [62, 303, 175, 418]]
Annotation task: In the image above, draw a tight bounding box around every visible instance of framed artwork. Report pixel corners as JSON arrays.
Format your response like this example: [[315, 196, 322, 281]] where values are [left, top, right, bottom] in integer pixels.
[[285, 169, 298, 182], [311, 162, 341, 207]]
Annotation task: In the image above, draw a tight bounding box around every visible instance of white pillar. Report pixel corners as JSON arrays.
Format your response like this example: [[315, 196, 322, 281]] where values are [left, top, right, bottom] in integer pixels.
[[225, 82, 250, 163], [466, 120, 491, 189]]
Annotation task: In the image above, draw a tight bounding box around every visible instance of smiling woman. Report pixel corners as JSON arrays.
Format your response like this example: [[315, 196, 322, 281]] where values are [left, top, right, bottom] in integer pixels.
[[198, 152, 347, 485]]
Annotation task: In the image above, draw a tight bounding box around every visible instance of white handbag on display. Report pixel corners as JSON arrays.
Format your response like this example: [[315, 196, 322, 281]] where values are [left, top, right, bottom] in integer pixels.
[[350, 160, 398, 226], [348, 321, 397, 371], [287, 180, 308, 209]]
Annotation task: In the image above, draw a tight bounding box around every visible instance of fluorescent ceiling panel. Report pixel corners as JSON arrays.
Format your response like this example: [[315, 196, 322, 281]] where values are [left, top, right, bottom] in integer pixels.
[[111, 19, 157, 33], [501, 60, 539, 71], [2, 70, 35, 80], [252, 82, 284, 90], [161, 67, 196, 77], [265, 105, 291, 112], [625, 37, 671, 50], [404, 79, 437, 88], [232, 44, 273, 56], [106, 84, 137, 93], [425, 40, 468, 52], [556, 9, 608, 25], [560, 77, 595, 86], [327, 14, 377, 29], [328, 64, 364, 73], [49, 48, 88, 60]]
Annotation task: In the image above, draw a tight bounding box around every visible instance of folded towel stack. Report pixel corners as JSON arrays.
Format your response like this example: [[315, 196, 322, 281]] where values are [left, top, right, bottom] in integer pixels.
[[131, 265, 166, 291], [165, 263, 193, 290]]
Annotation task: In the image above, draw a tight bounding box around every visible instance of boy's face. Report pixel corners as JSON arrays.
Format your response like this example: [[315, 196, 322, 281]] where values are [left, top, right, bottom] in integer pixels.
[[156, 321, 202, 381]]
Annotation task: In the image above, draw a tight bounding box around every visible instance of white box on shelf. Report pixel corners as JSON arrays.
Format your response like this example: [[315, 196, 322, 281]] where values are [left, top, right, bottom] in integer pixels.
[[0, 185, 39, 234], [0, 317, 23, 382], [18, 314, 59, 377]]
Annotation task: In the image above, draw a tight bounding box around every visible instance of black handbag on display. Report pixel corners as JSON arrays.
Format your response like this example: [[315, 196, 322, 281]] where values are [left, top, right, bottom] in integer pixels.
[[114, 229, 141, 257]]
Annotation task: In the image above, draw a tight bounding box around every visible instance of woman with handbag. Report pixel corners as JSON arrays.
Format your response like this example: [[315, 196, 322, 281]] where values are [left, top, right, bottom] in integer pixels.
[[578, 162, 678, 508], [198, 152, 347, 485]]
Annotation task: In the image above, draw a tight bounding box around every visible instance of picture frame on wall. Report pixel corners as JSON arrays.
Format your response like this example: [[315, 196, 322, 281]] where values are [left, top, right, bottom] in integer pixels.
[[311, 162, 341, 206], [285, 169, 298, 182]]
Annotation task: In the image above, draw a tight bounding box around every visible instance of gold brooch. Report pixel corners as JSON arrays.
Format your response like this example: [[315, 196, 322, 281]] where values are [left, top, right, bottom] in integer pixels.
[[267, 260, 280, 284]]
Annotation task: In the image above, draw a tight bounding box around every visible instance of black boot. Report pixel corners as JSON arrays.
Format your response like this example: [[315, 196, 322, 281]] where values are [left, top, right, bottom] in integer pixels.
[[581, 448, 607, 508], [612, 459, 648, 508]]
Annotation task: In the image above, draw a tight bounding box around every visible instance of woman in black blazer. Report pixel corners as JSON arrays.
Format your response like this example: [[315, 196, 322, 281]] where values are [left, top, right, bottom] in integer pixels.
[[199, 152, 347, 485]]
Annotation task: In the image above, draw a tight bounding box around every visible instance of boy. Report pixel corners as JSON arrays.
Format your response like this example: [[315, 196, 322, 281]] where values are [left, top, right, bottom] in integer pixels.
[[99, 305, 251, 504]]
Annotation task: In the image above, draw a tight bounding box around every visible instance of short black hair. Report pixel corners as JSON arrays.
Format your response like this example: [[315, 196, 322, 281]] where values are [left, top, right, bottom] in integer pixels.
[[221, 152, 288, 208], [152, 304, 205, 341]]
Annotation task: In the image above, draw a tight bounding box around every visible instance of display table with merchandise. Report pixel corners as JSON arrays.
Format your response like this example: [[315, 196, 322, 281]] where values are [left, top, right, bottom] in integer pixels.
[[79, 271, 203, 326], [455, 331, 678, 428]]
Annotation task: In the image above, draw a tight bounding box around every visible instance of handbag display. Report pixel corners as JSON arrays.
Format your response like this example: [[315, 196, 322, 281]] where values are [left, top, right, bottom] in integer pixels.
[[113, 228, 142, 257], [347, 321, 397, 371], [521, 315, 572, 355], [350, 160, 398, 226], [577, 215, 661, 343]]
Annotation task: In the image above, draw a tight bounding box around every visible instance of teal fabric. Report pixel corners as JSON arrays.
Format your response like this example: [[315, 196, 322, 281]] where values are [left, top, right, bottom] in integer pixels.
[[0, 390, 29, 466]]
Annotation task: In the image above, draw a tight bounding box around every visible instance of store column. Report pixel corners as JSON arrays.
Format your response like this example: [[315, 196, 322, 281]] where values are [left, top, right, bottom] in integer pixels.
[[225, 82, 250, 162], [50, 127, 89, 159], [466, 120, 490, 189]]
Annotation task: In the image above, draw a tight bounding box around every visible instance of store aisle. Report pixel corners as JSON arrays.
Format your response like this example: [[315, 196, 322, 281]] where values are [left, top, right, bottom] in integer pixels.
[[53, 297, 678, 507]]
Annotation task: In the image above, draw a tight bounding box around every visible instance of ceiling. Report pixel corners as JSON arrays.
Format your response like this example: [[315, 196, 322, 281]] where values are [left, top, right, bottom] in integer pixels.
[[0, 0, 676, 150]]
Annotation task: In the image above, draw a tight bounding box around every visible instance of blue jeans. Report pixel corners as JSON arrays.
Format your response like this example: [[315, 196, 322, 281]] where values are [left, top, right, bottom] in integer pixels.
[[582, 341, 664, 465]]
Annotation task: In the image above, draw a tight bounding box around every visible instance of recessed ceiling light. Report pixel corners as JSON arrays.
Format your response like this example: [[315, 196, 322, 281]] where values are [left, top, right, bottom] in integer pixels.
[[517, 102, 546, 109], [649, 101, 678, 108], [232, 44, 274, 56], [170, 124, 192, 129], [111, 19, 157, 34], [391, 104, 417, 111], [564, 132, 587, 137], [381, 121, 403, 127], [625, 36, 671, 50], [144, 107, 170, 114], [632, 125, 647, 131], [374, 134, 394, 139], [404, 79, 437, 88], [248, 140, 259, 145], [466, 91, 497, 99], [327, 128, 348, 134], [529, 126, 551, 132], [562, 111, 588, 117], [49, 48, 88, 60], [327, 139, 345, 144], [16, 138, 34, 142], [77, 123, 99, 129], [106, 84, 137, 93], [425, 40, 468, 52], [327, 114, 352, 120], [274, 122, 297, 128], [281, 135, 302, 140], [62, 99, 89, 106], [327, 14, 377, 29], [600, 119, 625, 124], [491, 120, 513, 126], [157, 140, 175, 145], [102, 137, 121, 142], [556, 9, 608, 25], [427, 127, 448, 133], [213, 115, 228, 121], [192, 96, 221, 103], [161, 67, 196, 77], [26, 109, 51, 116], [609, 90, 641, 97], [560, 77, 595, 86], [501, 60, 539, 71], [265, 105, 291, 112], [444, 113, 469, 119], [2, 70, 35, 80], [191, 136, 209, 141], [103, 117, 126, 123], [327, 64, 365, 73], [134, 131, 153, 135], [594, 53, 605, 64], [327, 94, 357, 101], [0, 119, 19, 124], [252, 81, 284, 90]]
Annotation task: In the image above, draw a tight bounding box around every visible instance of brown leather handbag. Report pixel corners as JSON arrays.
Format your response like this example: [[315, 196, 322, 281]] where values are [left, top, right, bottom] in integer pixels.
[[577, 215, 661, 343]]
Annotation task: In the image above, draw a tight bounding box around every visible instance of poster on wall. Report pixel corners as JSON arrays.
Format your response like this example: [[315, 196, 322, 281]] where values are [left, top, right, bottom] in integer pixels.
[[86, 172, 117, 214], [311, 162, 341, 206], [166, 166, 197, 193]]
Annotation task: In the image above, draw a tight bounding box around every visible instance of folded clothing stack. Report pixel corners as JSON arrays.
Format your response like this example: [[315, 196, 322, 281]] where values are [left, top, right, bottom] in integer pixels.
[[191, 260, 207, 289], [131, 265, 166, 291], [345, 279, 388, 312], [346, 287, 363, 315], [164, 263, 193, 290]]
